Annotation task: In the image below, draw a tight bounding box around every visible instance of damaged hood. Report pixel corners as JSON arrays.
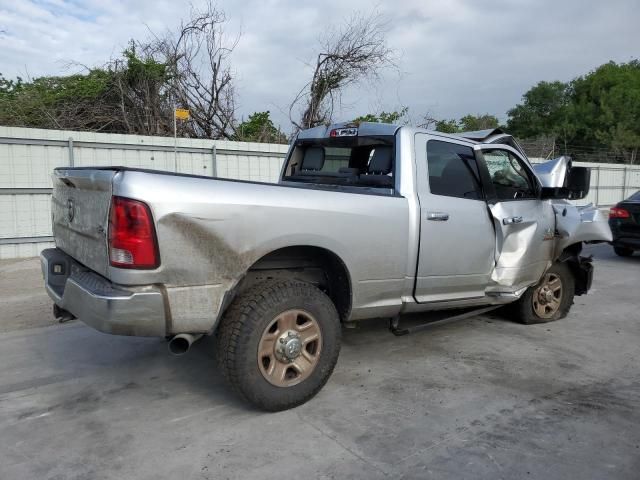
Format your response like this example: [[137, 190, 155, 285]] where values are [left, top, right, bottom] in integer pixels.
[[533, 156, 572, 188]]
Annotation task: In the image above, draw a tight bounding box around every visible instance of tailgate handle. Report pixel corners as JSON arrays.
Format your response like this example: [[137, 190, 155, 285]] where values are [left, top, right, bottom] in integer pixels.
[[427, 212, 449, 221], [503, 216, 523, 225]]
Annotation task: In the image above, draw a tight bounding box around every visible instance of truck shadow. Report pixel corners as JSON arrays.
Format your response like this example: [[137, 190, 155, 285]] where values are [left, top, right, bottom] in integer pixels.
[[341, 309, 515, 345], [31, 307, 534, 414]]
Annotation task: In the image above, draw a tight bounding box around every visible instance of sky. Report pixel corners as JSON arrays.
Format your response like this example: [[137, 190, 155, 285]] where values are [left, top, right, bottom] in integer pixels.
[[1, 0, 639, 133]]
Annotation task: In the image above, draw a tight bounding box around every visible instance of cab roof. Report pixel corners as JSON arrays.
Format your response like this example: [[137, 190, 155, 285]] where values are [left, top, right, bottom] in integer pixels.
[[296, 123, 525, 156]]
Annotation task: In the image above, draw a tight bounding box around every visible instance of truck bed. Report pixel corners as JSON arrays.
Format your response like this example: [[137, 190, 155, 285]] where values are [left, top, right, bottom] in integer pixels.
[[51, 166, 412, 330]]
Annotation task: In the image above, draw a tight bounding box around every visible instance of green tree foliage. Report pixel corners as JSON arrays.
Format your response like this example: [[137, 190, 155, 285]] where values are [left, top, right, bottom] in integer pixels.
[[569, 61, 640, 163], [0, 47, 174, 134], [506, 81, 569, 138], [0, 4, 248, 140], [353, 107, 409, 124], [0, 70, 113, 130], [433, 114, 499, 133], [435, 119, 460, 133], [507, 61, 640, 163], [235, 111, 287, 143], [458, 114, 499, 131]]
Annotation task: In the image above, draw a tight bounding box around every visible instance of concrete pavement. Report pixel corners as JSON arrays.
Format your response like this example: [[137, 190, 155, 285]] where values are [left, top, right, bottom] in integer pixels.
[[0, 244, 639, 479]]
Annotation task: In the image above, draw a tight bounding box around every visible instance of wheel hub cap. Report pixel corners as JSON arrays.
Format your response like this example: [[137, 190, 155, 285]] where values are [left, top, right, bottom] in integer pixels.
[[276, 331, 302, 361], [257, 309, 323, 387], [532, 272, 563, 319], [539, 287, 555, 304]]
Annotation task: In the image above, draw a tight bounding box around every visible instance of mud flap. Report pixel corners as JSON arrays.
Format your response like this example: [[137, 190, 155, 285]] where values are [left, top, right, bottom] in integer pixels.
[[564, 256, 593, 296]]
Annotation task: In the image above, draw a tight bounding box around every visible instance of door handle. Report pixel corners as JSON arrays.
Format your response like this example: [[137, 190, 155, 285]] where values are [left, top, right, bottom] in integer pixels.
[[427, 212, 449, 221], [503, 216, 523, 225]]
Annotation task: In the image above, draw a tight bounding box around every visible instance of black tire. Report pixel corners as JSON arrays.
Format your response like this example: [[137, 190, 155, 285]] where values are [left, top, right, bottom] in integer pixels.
[[614, 246, 634, 257], [508, 262, 575, 325], [215, 280, 341, 411]]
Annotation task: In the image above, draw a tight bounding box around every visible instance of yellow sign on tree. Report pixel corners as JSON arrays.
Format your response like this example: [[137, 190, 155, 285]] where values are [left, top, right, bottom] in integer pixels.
[[175, 108, 190, 120]]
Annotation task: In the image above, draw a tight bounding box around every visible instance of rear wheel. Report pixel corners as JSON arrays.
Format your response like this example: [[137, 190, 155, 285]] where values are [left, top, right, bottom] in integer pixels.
[[614, 246, 634, 257], [216, 280, 341, 411], [508, 262, 575, 324]]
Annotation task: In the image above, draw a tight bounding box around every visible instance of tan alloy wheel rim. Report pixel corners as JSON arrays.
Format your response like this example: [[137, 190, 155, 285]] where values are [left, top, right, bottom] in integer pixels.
[[257, 309, 322, 387], [532, 273, 563, 319]]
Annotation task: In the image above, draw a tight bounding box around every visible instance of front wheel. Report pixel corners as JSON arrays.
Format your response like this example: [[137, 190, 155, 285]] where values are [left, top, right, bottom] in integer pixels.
[[216, 280, 341, 411], [508, 262, 575, 324]]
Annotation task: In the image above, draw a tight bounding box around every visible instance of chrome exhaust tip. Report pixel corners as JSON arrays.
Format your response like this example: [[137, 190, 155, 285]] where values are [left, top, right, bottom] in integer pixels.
[[53, 304, 76, 323], [168, 333, 203, 356]]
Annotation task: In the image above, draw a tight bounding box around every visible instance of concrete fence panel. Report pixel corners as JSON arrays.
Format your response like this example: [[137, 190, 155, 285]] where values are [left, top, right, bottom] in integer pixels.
[[1, 127, 639, 259], [0, 126, 288, 258]]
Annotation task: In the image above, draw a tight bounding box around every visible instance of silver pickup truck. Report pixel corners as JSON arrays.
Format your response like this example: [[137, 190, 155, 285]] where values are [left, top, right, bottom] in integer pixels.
[[41, 123, 611, 410]]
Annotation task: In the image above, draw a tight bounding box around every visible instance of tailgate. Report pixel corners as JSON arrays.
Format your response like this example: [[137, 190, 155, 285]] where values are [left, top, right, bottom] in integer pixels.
[[52, 168, 117, 277]]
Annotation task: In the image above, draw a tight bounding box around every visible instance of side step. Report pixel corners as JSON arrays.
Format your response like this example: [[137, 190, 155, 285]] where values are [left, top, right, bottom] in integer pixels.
[[389, 305, 501, 336]]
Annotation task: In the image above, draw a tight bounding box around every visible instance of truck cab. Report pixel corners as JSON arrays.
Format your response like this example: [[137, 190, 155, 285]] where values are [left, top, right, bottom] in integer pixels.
[[281, 123, 608, 309]]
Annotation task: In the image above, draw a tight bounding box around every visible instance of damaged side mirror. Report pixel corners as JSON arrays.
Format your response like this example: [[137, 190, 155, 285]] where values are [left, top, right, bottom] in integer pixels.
[[535, 155, 591, 201], [540, 166, 591, 200], [565, 166, 590, 199]]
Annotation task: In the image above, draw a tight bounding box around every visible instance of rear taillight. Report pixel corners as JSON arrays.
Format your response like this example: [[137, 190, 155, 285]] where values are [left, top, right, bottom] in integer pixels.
[[108, 196, 159, 269], [609, 206, 630, 219]]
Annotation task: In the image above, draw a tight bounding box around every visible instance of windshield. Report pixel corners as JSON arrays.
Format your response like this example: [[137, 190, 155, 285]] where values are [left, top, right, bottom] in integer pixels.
[[282, 135, 395, 189]]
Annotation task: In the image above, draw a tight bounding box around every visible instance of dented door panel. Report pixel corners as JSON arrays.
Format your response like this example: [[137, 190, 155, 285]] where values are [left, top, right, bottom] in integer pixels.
[[474, 144, 557, 293], [488, 200, 555, 291]]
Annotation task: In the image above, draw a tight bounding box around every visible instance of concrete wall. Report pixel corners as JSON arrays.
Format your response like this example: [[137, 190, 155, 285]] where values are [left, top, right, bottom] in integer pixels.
[[0, 126, 288, 259], [1, 126, 639, 259]]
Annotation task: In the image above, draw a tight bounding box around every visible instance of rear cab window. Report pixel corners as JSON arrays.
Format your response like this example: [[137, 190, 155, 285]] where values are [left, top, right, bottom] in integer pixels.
[[282, 131, 396, 193]]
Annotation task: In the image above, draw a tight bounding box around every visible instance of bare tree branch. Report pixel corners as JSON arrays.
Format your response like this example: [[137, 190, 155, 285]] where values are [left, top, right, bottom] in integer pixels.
[[417, 112, 438, 130], [290, 12, 394, 131]]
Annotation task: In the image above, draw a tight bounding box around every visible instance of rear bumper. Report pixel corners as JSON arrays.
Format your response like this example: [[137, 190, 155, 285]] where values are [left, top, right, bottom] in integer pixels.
[[41, 248, 167, 336], [611, 237, 640, 250], [609, 222, 640, 250]]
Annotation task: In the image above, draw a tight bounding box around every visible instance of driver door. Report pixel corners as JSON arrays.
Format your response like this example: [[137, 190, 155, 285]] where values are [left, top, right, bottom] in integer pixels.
[[414, 135, 496, 302], [474, 145, 556, 291]]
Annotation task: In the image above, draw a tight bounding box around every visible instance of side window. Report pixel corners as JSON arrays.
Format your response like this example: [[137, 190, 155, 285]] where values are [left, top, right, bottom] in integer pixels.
[[483, 150, 537, 200], [427, 140, 483, 199]]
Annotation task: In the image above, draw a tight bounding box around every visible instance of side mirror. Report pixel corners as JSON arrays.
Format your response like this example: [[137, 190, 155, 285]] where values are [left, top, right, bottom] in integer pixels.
[[565, 166, 590, 199], [540, 166, 591, 200]]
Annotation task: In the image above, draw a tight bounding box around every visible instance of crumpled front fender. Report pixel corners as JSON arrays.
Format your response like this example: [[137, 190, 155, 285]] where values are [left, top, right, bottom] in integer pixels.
[[554, 202, 612, 257]]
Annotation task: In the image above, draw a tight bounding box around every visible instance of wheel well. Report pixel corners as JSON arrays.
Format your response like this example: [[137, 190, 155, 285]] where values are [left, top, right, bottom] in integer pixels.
[[558, 242, 592, 296], [237, 246, 352, 322], [559, 242, 583, 260]]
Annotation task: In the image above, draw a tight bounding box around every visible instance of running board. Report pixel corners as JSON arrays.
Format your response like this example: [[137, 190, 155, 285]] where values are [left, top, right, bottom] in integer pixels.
[[389, 305, 501, 336]]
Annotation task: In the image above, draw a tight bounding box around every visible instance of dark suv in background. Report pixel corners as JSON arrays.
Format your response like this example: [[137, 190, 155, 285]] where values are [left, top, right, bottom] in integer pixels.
[[609, 190, 640, 257]]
